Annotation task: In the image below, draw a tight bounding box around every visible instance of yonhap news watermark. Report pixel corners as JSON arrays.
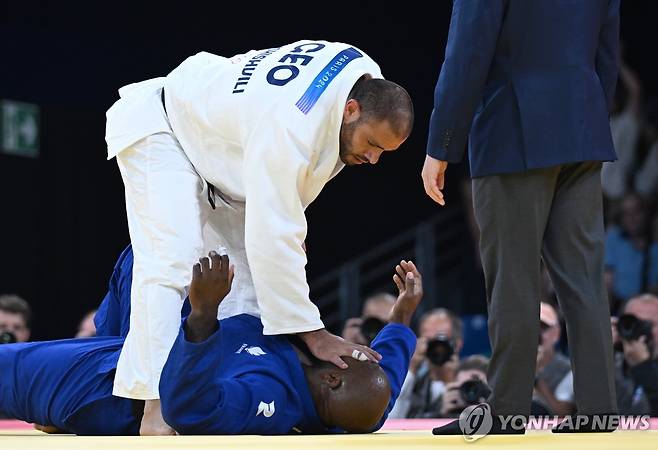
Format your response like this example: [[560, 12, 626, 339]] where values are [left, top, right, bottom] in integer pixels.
[[459, 403, 651, 442]]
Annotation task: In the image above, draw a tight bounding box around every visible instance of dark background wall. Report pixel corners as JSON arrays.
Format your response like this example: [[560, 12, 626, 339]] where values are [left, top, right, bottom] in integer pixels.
[[1, 1, 656, 339]]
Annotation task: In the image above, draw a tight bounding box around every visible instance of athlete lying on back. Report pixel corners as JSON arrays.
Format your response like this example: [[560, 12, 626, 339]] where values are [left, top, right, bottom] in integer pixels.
[[0, 248, 421, 435]]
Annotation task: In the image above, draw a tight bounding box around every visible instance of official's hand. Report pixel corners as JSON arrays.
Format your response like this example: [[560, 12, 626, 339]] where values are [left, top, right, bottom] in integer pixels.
[[389, 260, 424, 326], [421, 155, 448, 205], [622, 335, 651, 367], [298, 328, 382, 369], [188, 251, 235, 315]]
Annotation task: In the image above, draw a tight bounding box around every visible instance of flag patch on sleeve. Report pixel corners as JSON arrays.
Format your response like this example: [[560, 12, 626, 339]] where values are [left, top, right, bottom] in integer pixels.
[[295, 47, 363, 114]]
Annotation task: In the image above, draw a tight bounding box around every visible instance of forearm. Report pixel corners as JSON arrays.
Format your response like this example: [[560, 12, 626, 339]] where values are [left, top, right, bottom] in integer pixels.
[[243, 159, 324, 335], [389, 307, 414, 328], [245, 232, 324, 335], [185, 311, 219, 343]]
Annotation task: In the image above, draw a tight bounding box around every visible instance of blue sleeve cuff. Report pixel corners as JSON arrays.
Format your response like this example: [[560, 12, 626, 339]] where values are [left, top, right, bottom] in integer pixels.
[[180, 317, 222, 348]]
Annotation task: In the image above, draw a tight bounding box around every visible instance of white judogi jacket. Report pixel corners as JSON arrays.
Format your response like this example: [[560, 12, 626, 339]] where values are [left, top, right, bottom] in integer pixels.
[[105, 40, 383, 335]]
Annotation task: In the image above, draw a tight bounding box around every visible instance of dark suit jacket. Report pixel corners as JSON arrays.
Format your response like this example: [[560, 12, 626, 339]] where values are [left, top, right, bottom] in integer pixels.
[[427, 0, 620, 177]]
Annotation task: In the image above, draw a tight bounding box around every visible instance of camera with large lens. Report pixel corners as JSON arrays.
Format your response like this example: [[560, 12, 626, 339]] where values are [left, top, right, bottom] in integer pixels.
[[426, 334, 455, 366], [459, 379, 491, 405], [0, 331, 17, 345], [360, 317, 387, 346], [617, 314, 653, 345]]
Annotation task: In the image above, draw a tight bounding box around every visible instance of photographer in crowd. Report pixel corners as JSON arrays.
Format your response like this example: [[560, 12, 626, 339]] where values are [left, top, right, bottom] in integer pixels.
[[0, 294, 32, 419], [437, 356, 490, 418], [389, 308, 463, 418], [532, 302, 576, 416], [0, 294, 32, 344], [613, 293, 658, 415], [341, 293, 396, 346]]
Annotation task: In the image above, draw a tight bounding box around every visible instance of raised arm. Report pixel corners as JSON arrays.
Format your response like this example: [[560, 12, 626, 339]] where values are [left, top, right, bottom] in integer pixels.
[[159, 252, 298, 435], [242, 119, 321, 336], [242, 114, 380, 368], [368, 260, 423, 430]]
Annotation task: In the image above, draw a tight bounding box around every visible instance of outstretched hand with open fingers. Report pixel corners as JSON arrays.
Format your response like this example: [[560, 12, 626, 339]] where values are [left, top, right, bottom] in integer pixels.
[[188, 251, 235, 315], [390, 260, 424, 326]]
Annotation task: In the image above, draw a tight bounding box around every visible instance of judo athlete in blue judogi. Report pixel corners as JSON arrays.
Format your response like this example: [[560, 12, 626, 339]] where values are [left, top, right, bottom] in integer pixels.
[[0, 247, 421, 435]]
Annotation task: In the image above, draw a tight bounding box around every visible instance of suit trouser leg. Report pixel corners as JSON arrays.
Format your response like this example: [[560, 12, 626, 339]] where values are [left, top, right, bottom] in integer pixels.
[[114, 132, 209, 400], [540, 162, 617, 414], [473, 167, 560, 416]]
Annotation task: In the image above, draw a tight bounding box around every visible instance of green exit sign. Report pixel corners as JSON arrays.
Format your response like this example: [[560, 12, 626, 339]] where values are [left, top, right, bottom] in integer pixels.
[[1, 100, 40, 158]]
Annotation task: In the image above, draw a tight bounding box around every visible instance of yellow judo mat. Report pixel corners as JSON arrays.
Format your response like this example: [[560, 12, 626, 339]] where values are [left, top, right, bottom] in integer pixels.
[[1, 428, 657, 450]]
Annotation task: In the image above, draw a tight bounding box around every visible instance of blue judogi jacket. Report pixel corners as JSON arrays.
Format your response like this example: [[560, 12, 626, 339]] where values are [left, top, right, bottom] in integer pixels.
[[0, 246, 416, 435], [160, 315, 415, 434]]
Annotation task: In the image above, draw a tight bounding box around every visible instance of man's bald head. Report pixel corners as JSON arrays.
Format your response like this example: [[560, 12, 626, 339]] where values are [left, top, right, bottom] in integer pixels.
[[303, 357, 391, 432]]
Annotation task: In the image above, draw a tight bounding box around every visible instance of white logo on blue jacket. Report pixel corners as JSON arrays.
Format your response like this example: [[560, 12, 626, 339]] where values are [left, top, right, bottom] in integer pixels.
[[246, 346, 267, 356], [257, 401, 276, 418], [236, 343, 267, 356]]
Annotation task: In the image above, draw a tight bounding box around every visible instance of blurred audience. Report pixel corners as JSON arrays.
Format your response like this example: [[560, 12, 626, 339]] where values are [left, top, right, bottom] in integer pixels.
[[605, 193, 658, 312], [633, 99, 658, 198], [0, 294, 32, 343], [341, 292, 395, 346], [602, 56, 643, 202], [389, 308, 463, 418], [532, 302, 575, 416], [75, 310, 97, 338]]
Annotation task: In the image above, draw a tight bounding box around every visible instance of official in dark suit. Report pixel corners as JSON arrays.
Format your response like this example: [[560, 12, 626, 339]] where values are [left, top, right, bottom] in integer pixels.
[[422, 0, 620, 434]]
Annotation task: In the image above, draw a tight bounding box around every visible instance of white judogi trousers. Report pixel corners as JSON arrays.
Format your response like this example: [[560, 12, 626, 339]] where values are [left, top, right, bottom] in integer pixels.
[[114, 131, 259, 400]]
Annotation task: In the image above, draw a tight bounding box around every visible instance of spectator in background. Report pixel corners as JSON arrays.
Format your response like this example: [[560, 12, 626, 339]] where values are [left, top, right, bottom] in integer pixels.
[[602, 56, 643, 202], [389, 308, 463, 418], [633, 99, 658, 200], [75, 310, 97, 338], [0, 294, 32, 343], [605, 193, 658, 312], [611, 316, 650, 415], [0, 295, 32, 419], [532, 302, 575, 416], [437, 355, 490, 418], [341, 293, 395, 346], [613, 294, 658, 416]]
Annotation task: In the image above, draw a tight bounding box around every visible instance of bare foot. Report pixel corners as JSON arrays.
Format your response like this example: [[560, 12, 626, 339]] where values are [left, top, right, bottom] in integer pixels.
[[34, 423, 63, 434], [139, 399, 176, 436]]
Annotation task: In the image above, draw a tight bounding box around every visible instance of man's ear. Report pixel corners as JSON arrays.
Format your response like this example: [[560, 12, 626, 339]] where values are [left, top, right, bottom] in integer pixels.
[[322, 372, 342, 389], [343, 99, 361, 124]]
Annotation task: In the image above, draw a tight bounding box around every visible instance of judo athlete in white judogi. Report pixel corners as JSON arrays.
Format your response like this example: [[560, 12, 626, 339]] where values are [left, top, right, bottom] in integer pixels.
[[104, 40, 414, 433]]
